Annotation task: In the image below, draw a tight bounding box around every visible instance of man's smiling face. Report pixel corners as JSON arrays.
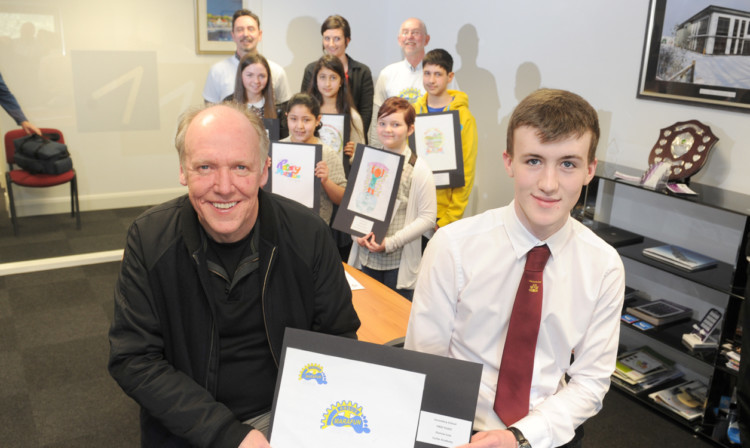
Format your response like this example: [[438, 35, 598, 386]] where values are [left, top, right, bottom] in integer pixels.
[[180, 106, 268, 243]]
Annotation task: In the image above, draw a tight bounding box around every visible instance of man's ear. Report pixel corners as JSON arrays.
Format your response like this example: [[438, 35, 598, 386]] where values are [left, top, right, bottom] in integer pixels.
[[259, 156, 270, 188], [179, 164, 187, 186]]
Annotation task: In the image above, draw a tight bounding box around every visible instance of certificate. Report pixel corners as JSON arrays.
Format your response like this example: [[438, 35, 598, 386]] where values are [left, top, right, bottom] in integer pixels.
[[331, 144, 404, 243], [409, 110, 464, 189], [264, 142, 321, 214], [269, 328, 483, 448]]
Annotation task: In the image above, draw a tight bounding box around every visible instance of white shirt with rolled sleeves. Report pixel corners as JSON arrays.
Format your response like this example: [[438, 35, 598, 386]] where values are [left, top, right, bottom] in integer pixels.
[[404, 203, 625, 448]]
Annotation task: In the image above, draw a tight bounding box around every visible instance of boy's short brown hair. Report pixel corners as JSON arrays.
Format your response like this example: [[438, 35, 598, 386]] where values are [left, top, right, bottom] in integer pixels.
[[507, 89, 599, 163]]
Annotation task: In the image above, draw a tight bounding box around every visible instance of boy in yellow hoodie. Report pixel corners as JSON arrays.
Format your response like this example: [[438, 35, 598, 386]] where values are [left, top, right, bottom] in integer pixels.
[[413, 49, 478, 231]]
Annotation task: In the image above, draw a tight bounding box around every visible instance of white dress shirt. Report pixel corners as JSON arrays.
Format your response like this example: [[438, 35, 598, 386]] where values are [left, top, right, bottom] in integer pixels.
[[368, 59, 458, 147], [405, 203, 625, 448], [203, 54, 291, 104]]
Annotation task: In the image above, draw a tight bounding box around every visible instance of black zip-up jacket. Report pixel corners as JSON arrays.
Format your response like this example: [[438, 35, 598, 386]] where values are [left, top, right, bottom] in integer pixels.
[[108, 191, 360, 447]]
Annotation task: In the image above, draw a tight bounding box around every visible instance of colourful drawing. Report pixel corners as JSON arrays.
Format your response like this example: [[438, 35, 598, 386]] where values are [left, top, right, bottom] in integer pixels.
[[398, 87, 422, 104], [299, 363, 327, 385], [319, 124, 344, 155], [320, 400, 371, 434], [423, 127, 444, 154], [276, 158, 301, 179], [355, 162, 389, 213]]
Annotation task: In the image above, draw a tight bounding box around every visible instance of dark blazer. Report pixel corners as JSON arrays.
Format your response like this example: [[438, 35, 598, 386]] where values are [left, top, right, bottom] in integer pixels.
[[301, 54, 374, 139]]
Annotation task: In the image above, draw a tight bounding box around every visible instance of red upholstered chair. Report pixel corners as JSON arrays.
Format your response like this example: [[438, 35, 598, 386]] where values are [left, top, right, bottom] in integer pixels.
[[4, 128, 80, 236]]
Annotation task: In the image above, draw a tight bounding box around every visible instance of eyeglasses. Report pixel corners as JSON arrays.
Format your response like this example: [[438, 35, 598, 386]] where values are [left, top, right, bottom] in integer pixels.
[[400, 29, 423, 37]]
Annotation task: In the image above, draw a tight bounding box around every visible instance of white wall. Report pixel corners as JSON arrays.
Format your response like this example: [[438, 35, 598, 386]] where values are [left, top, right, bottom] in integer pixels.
[[2, 0, 748, 218]]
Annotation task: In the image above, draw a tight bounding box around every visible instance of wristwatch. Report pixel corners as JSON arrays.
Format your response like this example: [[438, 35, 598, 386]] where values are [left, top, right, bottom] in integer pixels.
[[508, 426, 531, 448]]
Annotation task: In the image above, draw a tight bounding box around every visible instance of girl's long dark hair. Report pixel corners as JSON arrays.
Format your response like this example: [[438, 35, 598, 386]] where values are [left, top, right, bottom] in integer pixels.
[[307, 54, 361, 137], [233, 53, 277, 119]]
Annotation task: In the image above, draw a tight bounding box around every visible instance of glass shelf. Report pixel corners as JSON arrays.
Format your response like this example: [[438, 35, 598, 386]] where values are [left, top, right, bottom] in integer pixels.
[[595, 161, 750, 218]]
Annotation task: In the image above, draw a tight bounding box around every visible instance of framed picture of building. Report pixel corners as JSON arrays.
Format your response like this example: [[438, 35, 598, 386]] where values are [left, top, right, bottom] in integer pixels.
[[637, 0, 750, 112]]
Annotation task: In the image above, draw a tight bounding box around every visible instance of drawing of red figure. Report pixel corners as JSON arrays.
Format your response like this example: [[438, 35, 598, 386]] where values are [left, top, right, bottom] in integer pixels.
[[367, 163, 387, 194], [356, 162, 389, 213]]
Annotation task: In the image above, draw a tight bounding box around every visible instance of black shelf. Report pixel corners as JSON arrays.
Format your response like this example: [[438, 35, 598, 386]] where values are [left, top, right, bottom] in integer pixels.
[[595, 161, 750, 218], [610, 382, 705, 432], [580, 217, 742, 298], [617, 236, 740, 299], [620, 320, 718, 367]]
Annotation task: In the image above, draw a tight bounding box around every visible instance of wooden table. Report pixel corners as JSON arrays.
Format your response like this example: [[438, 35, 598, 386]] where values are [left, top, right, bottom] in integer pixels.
[[344, 263, 412, 345]]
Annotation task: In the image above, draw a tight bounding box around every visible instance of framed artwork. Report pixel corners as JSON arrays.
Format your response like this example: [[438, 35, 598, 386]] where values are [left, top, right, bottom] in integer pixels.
[[269, 329, 482, 448], [320, 113, 352, 175], [332, 144, 404, 243], [408, 110, 465, 188], [195, 0, 242, 54], [320, 114, 350, 156], [264, 142, 322, 213], [637, 0, 750, 112]]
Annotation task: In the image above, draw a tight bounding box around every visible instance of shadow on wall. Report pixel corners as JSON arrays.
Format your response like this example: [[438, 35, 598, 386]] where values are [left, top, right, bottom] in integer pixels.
[[455, 24, 503, 216], [496, 62, 542, 210], [284, 16, 322, 96]]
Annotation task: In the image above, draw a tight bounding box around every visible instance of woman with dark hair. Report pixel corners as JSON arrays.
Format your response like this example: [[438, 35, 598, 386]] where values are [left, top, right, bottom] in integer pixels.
[[347, 97, 436, 300], [301, 15, 374, 137], [280, 93, 346, 226], [307, 54, 365, 162], [224, 53, 276, 118]]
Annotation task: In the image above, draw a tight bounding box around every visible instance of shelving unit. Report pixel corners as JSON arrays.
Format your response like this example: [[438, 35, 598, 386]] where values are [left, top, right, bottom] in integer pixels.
[[577, 161, 748, 447]]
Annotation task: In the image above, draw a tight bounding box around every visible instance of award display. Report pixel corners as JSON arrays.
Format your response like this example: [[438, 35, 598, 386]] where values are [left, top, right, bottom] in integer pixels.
[[408, 110, 464, 189], [269, 328, 482, 448], [264, 142, 322, 214], [332, 144, 404, 243], [648, 120, 718, 181]]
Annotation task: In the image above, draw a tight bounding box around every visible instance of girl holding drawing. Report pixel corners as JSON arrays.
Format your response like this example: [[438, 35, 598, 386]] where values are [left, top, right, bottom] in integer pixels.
[[306, 54, 365, 162], [348, 97, 437, 300], [280, 93, 346, 226]]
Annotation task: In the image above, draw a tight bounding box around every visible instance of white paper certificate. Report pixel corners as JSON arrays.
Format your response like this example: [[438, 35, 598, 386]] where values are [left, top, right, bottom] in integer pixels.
[[416, 411, 473, 448], [271, 142, 317, 208], [270, 347, 426, 448]]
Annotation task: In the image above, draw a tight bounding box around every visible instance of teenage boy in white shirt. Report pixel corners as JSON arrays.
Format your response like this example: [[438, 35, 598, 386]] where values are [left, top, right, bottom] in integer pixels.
[[405, 89, 625, 448]]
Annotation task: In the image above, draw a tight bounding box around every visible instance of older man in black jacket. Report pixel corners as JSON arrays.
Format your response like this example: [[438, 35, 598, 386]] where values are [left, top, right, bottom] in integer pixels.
[[108, 101, 360, 448]]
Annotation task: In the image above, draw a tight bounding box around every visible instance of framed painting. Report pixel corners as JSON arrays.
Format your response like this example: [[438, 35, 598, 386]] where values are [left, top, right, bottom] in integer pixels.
[[195, 0, 242, 54], [408, 110, 464, 189], [264, 142, 322, 214], [332, 144, 404, 243], [637, 0, 750, 112]]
